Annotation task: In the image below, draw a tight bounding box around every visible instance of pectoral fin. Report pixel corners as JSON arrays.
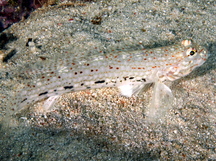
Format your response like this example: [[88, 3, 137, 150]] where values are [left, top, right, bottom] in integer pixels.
[[118, 82, 150, 97]]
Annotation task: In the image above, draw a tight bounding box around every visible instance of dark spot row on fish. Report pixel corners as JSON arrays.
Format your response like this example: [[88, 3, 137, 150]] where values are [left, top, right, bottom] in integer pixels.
[[38, 91, 48, 96], [64, 86, 74, 90], [95, 80, 105, 84]]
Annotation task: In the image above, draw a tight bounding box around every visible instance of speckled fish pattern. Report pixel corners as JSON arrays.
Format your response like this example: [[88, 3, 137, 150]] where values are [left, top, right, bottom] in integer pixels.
[[11, 40, 208, 111]]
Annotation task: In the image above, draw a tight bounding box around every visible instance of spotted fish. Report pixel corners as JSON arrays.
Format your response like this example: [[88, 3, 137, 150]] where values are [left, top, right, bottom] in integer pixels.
[[10, 40, 208, 112]]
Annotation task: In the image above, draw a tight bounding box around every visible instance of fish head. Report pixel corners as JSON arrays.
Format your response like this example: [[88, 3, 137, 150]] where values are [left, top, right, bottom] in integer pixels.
[[164, 40, 208, 81]]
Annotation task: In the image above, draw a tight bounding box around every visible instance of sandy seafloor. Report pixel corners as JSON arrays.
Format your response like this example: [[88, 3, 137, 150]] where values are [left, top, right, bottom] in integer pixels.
[[0, 0, 215, 160]]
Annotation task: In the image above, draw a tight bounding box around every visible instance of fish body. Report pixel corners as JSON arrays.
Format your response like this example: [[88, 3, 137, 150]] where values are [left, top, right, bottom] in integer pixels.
[[11, 40, 208, 111]]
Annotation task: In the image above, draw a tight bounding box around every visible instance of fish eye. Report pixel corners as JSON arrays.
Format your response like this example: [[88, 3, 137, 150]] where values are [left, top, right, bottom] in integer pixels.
[[189, 50, 196, 56]]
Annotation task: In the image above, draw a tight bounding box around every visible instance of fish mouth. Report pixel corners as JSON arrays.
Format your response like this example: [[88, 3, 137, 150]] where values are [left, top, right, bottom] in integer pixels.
[[199, 47, 208, 59]]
